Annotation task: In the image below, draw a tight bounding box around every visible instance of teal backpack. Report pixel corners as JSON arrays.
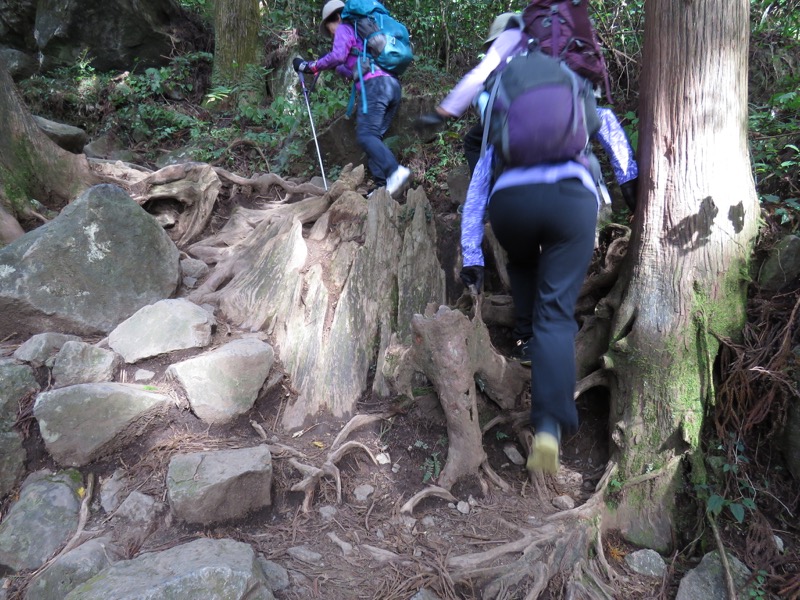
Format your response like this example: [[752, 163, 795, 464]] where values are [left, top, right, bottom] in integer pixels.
[[341, 0, 414, 115]]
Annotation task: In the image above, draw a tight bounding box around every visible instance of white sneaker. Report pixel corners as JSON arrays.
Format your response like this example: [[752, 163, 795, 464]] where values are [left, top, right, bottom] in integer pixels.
[[385, 165, 410, 196]]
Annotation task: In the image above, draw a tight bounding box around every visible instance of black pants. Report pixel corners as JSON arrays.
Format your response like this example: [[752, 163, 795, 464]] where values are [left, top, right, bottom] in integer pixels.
[[488, 179, 597, 435]]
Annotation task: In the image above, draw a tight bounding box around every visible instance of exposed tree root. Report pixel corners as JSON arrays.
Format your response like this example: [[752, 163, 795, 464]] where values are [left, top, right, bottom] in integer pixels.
[[388, 295, 528, 493], [444, 462, 620, 598], [575, 223, 630, 313], [214, 167, 327, 198], [88, 160, 221, 248], [277, 413, 388, 512], [708, 515, 739, 600], [399, 486, 458, 514]]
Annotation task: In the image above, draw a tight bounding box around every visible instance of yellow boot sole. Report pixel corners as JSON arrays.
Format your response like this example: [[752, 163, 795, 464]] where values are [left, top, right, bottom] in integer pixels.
[[526, 432, 560, 475]]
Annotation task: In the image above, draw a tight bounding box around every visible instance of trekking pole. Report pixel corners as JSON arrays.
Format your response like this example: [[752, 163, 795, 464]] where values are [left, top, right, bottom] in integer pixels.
[[298, 72, 328, 191]]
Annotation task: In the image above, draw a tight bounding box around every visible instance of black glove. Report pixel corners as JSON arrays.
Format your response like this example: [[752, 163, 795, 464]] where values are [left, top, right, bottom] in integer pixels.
[[414, 111, 447, 133], [460, 265, 484, 294], [620, 178, 638, 212], [292, 57, 314, 73]]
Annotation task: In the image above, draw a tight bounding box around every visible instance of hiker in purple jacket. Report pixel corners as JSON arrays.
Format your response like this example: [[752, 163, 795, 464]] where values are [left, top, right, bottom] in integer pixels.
[[293, 0, 410, 197], [418, 13, 640, 475], [414, 13, 638, 211]]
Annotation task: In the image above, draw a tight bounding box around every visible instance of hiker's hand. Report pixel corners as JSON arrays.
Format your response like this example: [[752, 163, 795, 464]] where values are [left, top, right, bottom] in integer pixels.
[[414, 111, 447, 133], [620, 178, 638, 212], [293, 57, 314, 73], [460, 265, 484, 294]]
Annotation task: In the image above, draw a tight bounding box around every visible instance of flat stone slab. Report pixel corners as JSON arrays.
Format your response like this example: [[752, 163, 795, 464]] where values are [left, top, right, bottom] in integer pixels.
[[64, 537, 274, 599], [109, 298, 215, 363], [52, 341, 121, 388], [34, 383, 170, 466], [0, 470, 82, 573], [167, 445, 272, 525], [167, 337, 273, 424]]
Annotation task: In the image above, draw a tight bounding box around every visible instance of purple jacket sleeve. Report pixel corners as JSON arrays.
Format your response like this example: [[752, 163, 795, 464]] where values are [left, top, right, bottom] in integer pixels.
[[460, 149, 493, 267], [312, 24, 357, 74], [439, 29, 525, 117], [595, 107, 639, 185]]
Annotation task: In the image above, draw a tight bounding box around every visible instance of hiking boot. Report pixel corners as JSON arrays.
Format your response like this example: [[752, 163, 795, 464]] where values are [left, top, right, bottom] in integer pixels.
[[526, 431, 560, 475], [386, 165, 411, 196], [511, 338, 532, 366]]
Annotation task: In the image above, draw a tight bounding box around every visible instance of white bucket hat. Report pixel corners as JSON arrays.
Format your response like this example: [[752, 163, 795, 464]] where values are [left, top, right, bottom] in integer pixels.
[[484, 12, 523, 46], [320, 0, 345, 34]]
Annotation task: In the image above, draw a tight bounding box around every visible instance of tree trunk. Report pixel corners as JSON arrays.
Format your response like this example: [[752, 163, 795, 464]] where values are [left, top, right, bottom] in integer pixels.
[[603, 0, 760, 551], [212, 0, 263, 106], [0, 63, 97, 243]]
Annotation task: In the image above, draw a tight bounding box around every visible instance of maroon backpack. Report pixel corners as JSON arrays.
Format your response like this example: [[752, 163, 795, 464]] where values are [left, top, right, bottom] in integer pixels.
[[522, 0, 612, 102]]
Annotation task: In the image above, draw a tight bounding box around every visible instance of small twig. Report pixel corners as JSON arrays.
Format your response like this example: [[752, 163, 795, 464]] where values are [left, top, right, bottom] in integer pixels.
[[708, 514, 738, 600]]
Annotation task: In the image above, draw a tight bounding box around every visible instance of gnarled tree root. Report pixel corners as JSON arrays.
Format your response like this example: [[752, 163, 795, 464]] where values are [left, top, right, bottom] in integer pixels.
[[448, 462, 622, 599], [270, 412, 392, 513], [385, 295, 528, 501]]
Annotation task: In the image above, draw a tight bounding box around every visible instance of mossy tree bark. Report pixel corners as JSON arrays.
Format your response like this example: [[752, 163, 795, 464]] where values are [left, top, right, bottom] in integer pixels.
[[601, 0, 760, 550], [212, 0, 263, 107], [0, 63, 97, 244]]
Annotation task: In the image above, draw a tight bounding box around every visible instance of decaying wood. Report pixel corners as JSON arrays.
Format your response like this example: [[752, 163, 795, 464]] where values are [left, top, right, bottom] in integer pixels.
[[386, 294, 528, 499]]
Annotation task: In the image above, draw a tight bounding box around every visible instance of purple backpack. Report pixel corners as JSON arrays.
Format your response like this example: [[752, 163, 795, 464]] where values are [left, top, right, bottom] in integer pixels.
[[480, 37, 600, 168], [523, 0, 612, 102]]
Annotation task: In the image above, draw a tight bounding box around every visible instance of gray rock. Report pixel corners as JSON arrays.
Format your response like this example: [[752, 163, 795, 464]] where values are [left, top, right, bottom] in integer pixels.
[[83, 133, 141, 163], [167, 338, 273, 424], [257, 556, 289, 592], [0, 432, 25, 499], [0, 470, 82, 572], [31, 0, 183, 73], [167, 445, 272, 525], [757, 234, 800, 291], [552, 495, 576, 511], [133, 369, 155, 382], [13, 333, 81, 368], [502, 443, 525, 466], [24, 537, 120, 600], [111, 492, 162, 548], [625, 548, 666, 577], [180, 258, 209, 280], [676, 550, 751, 600], [0, 185, 180, 338], [100, 469, 129, 513], [33, 116, 88, 153], [410, 589, 442, 600], [109, 298, 214, 364], [353, 484, 374, 503], [0, 361, 39, 426], [445, 164, 470, 207], [0, 48, 37, 80], [34, 383, 170, 466], [64, 537, 274, 600], [286, 546, 323, 566], [318, 506, 337, 522], [52, 341, 121, 388]]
